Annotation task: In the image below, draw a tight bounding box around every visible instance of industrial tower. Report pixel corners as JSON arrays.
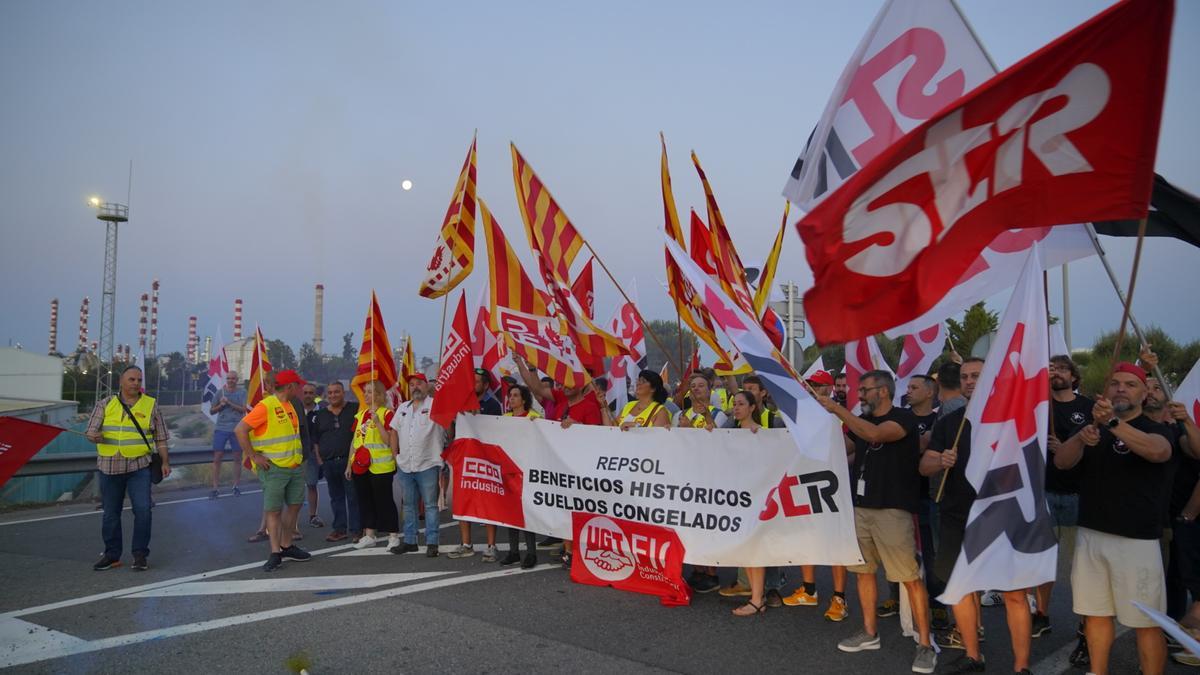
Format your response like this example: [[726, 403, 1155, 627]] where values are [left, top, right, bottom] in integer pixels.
[[90, 199, 128, 400]]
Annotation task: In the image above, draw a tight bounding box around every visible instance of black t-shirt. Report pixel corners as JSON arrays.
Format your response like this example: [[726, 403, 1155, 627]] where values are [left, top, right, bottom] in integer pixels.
[[313, 402, 360, 460], [478, 393, 502, 416], [1047, 394, 1093, 494], [1163, 424, 1195, 519], [928, 408, 975, 520], [911, 409, 938, 499], [849, 406, 920, 513], [1076, 414, 1175, 540]]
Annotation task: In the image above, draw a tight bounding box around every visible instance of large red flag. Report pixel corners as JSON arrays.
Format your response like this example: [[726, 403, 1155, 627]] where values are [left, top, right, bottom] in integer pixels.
[[798, 0, 1172, 344], [0, 418, 65, 488], [430, 292, 479, 429], [571, 257, 595, 321]]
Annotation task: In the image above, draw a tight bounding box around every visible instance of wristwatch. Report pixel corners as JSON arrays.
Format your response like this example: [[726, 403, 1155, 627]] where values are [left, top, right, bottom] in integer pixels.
[[1106, 417, 1120, 430]]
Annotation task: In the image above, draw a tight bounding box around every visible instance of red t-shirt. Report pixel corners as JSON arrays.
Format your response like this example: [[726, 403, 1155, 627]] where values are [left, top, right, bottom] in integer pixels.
[[538, 389, 604, 425]]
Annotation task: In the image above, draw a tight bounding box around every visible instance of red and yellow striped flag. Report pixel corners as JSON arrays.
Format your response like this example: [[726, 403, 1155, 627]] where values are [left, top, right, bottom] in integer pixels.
[[418, 135, 478, 299], [397, 336, 416, 402], [247, 326, 272, 407], [480, 197, 587, 389], [691, 150, 758, 316], [351, 291, 398, 406], [510, 144, 631, 370], [659, 135, 745, 371], [754, 201, 790, 315]]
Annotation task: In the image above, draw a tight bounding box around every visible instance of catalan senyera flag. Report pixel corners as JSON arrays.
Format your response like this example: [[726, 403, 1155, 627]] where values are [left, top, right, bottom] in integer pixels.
[[397, 336, 416, 402], [247, 326, 272, 407], [480, 197, 588, 389], [418, 135, 478, 299], [351, 291, 398, 406], [660, 135, 746, 372], [692, 151, 758, 316], [511, 144, 631, 369], [571, 257, 595, 321], [753, 202, 789, 315]]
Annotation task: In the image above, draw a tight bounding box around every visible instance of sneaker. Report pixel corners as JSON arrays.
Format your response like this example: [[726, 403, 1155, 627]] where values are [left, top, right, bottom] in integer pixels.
[[691, 574, 720, 594], [309, 515, 325, 528], [353, 534, 378, 549], [944, 655, 985, 673], [1173, 651, 1200, 667], [482, 545, 498, 563], [824, 596, 849, 622], [1068, 635, 1089, 668], [325, 531, 348, 542], [931, 607, 952, 631], [912, 644, 937, 674], [500, 552, 522, 566], [719, 583, 752, 597], [387, 534, 401, 550], [208, 490, 219, 500], [521, 553, 538, 570], [1031, 612, 1051, 638], [877, 598, 900, 617], [232, 486, 242, 496], [936, 628, 967, 651], [783, 587, 819, 606], [446, 545, 476, 559], [425, 545, 439, 558], [93, 554, 121, 571], [281, 545, 311, 562], [536, 536, 562, 549], [837, 630, 881, 653], [765, 589, 784, 608], [389, 542, 420, 555], [980, 590, 1003, 606], [262, 553, 283, 572], [131, 554, 148, 571]]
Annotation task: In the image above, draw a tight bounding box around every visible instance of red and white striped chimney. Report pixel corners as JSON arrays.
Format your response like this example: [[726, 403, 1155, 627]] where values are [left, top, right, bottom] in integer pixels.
[[313, 284, 325, 354], [149, 279, 160, 357], [124, 344, 132, 362], [49, 298, 59, 354], [78, 297, 89, 353], [187, 316, 198, 364], [138, 293, 149, 352], [233, 298, 243, 341]]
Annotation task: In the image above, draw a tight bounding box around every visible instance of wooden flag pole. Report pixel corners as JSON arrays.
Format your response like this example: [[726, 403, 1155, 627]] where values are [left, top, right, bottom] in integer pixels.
[[1043, 271, 1055, 440], [935, 413, 970, 503], [581, 239, 675, 372], [436, 294, 449, 377], [675, 311, 686, 380], [1106, 217, 1148, 382]]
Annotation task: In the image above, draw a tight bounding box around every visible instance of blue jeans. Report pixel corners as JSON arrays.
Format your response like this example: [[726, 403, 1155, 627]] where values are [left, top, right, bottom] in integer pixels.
[[99, 467, 152, 558], [397, 466, 440, 545], [323, 457, 360, 533]]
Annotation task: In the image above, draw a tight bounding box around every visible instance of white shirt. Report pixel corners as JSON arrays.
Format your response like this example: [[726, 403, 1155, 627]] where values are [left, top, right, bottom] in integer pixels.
[[390, 396, 445, 473]]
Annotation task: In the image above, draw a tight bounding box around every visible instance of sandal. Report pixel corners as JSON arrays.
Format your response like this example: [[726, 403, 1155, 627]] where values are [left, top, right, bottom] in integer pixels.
[[732, 601, 766, 617], [246, 530, 268, 543]]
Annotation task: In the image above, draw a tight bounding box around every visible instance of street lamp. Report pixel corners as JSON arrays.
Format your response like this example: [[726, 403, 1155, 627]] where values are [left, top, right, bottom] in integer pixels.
[[87, 194, 129, 402]]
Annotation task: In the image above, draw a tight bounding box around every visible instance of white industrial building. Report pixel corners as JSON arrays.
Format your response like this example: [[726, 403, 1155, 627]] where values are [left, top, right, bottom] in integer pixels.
[[0, 348, 76, 425]]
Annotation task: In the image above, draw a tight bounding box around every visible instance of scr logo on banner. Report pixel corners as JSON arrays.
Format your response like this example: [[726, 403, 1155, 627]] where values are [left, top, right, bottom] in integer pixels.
[[578, 515, 672, 583], [758, 470, 840, 521]]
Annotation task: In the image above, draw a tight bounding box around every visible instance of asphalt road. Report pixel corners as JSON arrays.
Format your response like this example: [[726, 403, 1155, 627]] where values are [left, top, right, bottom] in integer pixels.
[[0, 479, 1181, 674]]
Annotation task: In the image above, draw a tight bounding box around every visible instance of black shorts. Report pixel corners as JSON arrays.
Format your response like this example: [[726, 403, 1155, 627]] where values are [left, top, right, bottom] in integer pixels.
[[935, 513, 967, 585]]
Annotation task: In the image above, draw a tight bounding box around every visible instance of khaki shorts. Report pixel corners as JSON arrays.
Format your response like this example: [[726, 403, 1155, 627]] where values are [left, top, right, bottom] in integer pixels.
[[1071, 527, 1165, 628], [848, 507, 920, 583]]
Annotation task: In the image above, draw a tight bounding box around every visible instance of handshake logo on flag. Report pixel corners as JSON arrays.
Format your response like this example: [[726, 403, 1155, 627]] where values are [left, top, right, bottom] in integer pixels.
[[571, 513, 691, 606]]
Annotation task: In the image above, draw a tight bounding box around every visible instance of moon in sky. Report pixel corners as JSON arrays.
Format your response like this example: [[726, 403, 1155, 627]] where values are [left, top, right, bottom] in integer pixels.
[[401, 179, 413, 191]]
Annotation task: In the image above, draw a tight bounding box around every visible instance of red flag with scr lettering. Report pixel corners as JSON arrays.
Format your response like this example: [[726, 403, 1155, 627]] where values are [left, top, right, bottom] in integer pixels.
[[798, 0, 1172, 344], [430, 292, 479, 429], [0, 418, 65, 488], [570, 512, 691, 606]]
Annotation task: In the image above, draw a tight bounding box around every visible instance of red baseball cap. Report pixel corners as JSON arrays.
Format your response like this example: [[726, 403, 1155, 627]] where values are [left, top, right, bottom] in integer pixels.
[[806, 370, 834, 386], [407, 372, 428, 383], [274, 369, 307, 387], [1112, 361, 1147, 384]]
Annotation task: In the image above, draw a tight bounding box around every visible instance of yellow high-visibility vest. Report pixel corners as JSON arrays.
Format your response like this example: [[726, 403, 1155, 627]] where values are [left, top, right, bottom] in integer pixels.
[[249, 395, 303, 468], [681, 406, 719, 428], [353, 406, 396, 474], [504, 410, 542, 419], [619, 401, 663, 428], [96, 395, 156, 458]]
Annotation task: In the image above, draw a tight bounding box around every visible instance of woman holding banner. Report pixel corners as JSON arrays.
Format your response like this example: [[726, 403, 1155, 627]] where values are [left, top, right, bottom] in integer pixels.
[[617, 370, 672, 430], [500, 385, 540, 569]]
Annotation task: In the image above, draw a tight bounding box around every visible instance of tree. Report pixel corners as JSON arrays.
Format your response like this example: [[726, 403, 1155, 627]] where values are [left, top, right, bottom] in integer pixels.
[[266, 339, 296, 370], [342, 332, 356, 360], [1082, 325, 1200, 394], [946, 302, 999, 358], [642, 320, 698, 381], [298, 342, 326, 383]]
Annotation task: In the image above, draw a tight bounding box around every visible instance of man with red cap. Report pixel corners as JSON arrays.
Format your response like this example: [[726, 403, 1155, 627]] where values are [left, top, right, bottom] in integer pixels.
[[235, 369, 312, 572], [1054, 362, 1174, 675]]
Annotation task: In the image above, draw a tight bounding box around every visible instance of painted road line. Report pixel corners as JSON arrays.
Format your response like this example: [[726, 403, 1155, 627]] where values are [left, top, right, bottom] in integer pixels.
[[0, 617, 87, 667], [124, 572, 455, 597], [0, 489, 266, 527], [0, 565, 555, 668], [0, 542, 354, 619], [335, 541, 517, 557]]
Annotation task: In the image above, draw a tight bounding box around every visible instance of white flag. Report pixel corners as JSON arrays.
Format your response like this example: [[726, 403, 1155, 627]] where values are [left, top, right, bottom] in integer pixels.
[[200, 327, 230, 423], [1175, 358, 1200, 429], [939, 245, 1058, 604], [894, 324, 947, 405], [802, 355, 826, 381], [844, 335, 894, 413]]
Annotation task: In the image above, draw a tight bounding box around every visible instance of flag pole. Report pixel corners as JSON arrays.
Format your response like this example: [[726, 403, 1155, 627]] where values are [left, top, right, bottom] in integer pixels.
[[1043, 270, 1055, 439], [935, 414, 969, 503], [1085, 222, 1172, 397], [436, 293, 449, 376], [1106, 218, 1148, 382], [675, 311, 685, 380], [580, 239, 676, 372]]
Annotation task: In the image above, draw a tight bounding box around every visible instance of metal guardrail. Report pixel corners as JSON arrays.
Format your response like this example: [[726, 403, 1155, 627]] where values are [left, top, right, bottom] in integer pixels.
[[14, 446, 221, 477]]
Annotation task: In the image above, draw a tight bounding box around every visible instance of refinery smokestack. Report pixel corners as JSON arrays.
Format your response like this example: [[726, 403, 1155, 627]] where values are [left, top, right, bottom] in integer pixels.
[[49, 298, 59, 354], [187, 316, 198, 364], [149, 279, 160, 358], [203, 335, 212, 364], [78, 297, 90, 353], [313, 284, 324, 354], [233, 298, 243, 341], [138, 293, 149, 353]]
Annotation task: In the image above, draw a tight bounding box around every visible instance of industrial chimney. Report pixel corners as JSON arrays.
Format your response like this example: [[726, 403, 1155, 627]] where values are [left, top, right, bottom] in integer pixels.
[[78, 297, 90, 353], [187, 316, 198, 364], [49, 298, 58, 354], [149, 279, 160, 358], [138, 293, 149, 353], [233, 298, 243, 341], [313, 284, 325, 354]]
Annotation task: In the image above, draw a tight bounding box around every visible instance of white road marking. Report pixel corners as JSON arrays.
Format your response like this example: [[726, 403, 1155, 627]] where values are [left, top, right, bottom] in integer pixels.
[[0, 617, 87, 666], [335, 542, 516, 557], [0, 489, 265, 527], [0, 565, 554, 668], [124, 572, 454, 597]]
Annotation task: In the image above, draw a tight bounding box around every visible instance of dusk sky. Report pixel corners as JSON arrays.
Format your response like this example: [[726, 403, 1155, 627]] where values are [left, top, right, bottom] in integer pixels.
[[2, 0, 1197, 363]]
